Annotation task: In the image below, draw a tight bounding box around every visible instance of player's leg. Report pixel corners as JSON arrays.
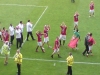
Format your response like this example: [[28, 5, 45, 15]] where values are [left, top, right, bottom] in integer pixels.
[[26, 32, 29, 41], [40, 42, 45, 53], [42, 38, 46, 46], [57, 49, 61, 58], [62, 35, 66, 45], [30, 32, 35, 40], [4, 54, 8, 65], [51, 50, 56, 58], [59, 35, 62, 45]]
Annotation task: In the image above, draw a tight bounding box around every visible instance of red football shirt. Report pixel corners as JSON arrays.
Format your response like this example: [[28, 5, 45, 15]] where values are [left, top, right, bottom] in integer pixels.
[[90, 3, 94, 10], [60, 26, 67, 35], [44, 29, 48, 38], [5, 32, 9, 41], [88, 37, 95, 46], [36, 33, 42, 42], [74, 14, 79, 22], [54, 38, 60, 50]]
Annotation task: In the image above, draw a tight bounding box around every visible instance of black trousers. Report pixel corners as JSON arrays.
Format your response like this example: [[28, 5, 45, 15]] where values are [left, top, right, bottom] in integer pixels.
[[0, 35, 2, 40], [17, 63, 21, 75], [71, 0, 75, 3], [16, 38, 22, 49], [67, 66, 72, 75], [83, 44, 89, 55], [21, 33, 23, 43], [10, 35, 14, 44], [27, 32, 35, 40]]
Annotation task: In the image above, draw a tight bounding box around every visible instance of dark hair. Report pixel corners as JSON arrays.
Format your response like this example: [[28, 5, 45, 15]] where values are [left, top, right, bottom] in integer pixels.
[[20, 21, 22, 23], [28, 20, 30, 22], [3, 27, 5, 30], [90, 33, 92, 36], [10, 24, 12, 26]]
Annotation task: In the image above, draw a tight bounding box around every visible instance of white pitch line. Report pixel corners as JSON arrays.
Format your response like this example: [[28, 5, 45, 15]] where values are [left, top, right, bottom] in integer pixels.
[[0, 4, 47, 7], [0, 56, 100, 65], [21, 6, 48, 46]]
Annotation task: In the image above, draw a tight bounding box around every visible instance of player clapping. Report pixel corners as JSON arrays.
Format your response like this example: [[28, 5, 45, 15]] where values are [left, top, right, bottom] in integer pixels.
[[42, 25, 52, 48], [59, 22, 67, 46], [89, 1, 95, 17], [36, 30, 45, 53]]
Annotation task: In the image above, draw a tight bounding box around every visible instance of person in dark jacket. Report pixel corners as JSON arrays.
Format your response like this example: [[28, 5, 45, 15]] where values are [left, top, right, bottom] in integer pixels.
[[82, 33, 90, 56]]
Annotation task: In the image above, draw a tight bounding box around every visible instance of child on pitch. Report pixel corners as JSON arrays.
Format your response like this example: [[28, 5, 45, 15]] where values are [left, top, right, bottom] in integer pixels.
[[36, 30, 45, 53], [51, 37, 61, 58], [42, 25, 52, 48], [1, 41, 10, 65]]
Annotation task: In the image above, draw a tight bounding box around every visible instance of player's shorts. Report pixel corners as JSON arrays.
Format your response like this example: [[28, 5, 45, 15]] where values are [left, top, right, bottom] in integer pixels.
[[74, 21, 78, 26], [89, 46, 92, 51], [59, 34, 66, 40], [44, 37, 49, 43], [37, 42, 42, 46], [89, 9, 94, 14], [53, 48, 59, 53]]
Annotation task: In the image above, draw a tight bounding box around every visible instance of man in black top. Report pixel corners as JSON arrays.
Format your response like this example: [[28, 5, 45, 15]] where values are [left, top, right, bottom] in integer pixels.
[[82, 33, 90, 56]]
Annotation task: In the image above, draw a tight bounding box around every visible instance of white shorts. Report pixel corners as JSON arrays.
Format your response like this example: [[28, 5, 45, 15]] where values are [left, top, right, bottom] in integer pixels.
[[44, 37, 49, 43], [89, 46, 92, 51], [59, 34, 66, 40], [53, 48, 59, 53], [74, 21, 78, 26], [89, 10, 94, 14], [37, 42, 42, 46]]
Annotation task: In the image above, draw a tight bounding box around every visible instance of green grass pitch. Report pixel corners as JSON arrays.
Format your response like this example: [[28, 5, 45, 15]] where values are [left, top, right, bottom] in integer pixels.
[[0, 0, 100, 75]]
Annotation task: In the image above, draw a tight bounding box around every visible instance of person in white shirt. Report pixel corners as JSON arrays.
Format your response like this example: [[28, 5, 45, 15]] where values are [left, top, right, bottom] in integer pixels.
[[26, 20, 35, 41], [15, 26, 22, 49], [18, 21, 24, 43], [9, 24, 14, 45]]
